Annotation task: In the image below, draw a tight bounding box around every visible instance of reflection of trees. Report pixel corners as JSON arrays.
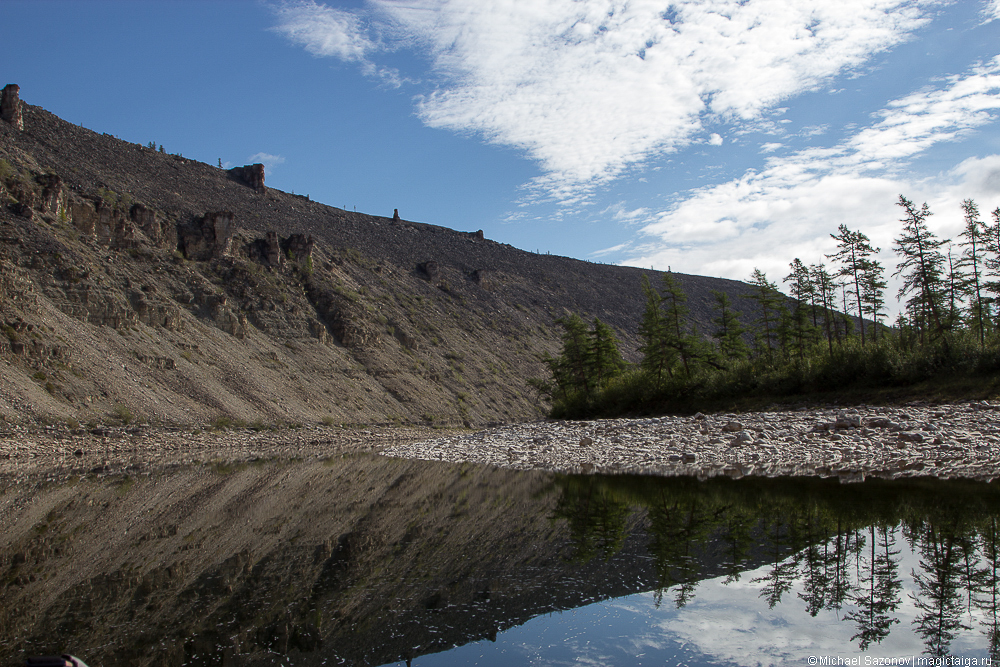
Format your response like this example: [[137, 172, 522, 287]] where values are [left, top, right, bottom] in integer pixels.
[[647, 490, 723, 608], [551, 473, 1000, 654], [721, 507, 756, 584], [797, 511, 837, 616], [910, 522, 971, 656], [845, 524, 902, 651], [822, 520, 862, 615], [974, 517, 1000, 659], [553, 479, 632, 563], [752, 520, 800, 609]]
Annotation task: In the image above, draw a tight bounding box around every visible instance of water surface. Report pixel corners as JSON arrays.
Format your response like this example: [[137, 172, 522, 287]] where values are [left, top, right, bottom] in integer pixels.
[[2, 455, 999, 666]]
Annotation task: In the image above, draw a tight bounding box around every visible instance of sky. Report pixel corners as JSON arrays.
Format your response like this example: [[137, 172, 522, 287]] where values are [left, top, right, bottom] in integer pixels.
[[5, 0, 1000, 310]]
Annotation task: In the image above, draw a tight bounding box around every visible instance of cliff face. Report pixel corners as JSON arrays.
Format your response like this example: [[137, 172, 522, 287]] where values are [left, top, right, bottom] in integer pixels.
[[0, 90, 757, 428]]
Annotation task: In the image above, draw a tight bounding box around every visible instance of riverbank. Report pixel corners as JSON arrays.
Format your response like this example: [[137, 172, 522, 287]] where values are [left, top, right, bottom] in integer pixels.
[[383, 401, 1000, 482], [0, 422, 444, 482], [3, 400, 1000, 482]]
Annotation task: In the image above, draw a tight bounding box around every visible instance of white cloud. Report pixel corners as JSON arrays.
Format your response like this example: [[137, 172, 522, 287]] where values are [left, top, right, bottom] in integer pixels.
[[708, 133, 724, 146], [249, 152, 287, 169], [272, 1, 374, 62], [760, 142, 783, 153], [984, 0, 1000, 23], [274, 0, 938, 201], [624, 55, 1000, 306]]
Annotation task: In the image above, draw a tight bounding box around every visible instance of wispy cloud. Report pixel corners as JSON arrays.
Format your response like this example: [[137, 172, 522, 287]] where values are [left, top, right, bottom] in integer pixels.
[[249, 152, 287, 169], [273, 0, 938, 201], [625, 55, 1000, 290], [270, 1, 403, 84], [984, 0, 1000, 23]]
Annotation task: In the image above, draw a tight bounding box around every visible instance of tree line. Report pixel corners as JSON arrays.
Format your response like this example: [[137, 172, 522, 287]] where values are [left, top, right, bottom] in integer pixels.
[[533, 195, 1000, 417]]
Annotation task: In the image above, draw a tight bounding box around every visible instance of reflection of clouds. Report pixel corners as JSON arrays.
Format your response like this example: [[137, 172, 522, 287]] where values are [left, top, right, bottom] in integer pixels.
[[417, 528, 993, 666]]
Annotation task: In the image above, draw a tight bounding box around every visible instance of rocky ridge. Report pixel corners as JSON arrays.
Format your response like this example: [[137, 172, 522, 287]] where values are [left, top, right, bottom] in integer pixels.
[[0, 86, 762, 428], [383, 401, 1000, 481]]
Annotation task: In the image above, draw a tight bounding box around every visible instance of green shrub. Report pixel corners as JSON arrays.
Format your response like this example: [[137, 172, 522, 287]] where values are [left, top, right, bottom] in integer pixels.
[[111, 403, 133, 424]]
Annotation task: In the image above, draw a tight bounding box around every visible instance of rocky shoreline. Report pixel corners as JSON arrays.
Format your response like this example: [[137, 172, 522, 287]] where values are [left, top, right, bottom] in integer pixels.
[[0, 422, 442, 482], [4, 401, 1000, 483], [383, 401, 1000, 482]]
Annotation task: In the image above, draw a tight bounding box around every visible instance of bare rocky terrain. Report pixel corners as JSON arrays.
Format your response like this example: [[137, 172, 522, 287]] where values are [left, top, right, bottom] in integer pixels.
[[0, 84, 760, 430]]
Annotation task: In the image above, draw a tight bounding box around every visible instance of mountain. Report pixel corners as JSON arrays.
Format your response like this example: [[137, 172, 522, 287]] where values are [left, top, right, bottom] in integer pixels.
[[0, 84, 758, 427]]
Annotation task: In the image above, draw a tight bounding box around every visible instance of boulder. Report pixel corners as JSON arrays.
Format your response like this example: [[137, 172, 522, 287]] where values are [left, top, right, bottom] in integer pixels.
[[1, 84, 23, 131]]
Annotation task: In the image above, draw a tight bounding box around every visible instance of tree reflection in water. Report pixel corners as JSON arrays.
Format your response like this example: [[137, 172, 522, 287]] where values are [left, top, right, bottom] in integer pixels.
[[552, 474, 1000, 656]]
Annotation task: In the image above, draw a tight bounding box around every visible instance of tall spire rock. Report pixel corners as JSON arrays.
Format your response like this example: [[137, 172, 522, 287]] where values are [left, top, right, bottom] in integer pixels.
[[1, 84, 23, 131]]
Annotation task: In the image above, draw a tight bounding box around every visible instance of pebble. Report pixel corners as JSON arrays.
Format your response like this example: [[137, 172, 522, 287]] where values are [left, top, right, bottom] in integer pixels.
[[381, 402, 1000, 482]]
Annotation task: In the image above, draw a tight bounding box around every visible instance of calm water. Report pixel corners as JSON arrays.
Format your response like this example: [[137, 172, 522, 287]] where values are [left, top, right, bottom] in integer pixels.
[[2, 455, 999, 666]]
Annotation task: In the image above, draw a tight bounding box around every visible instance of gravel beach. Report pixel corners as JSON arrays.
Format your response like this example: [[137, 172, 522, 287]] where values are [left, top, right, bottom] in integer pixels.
[[4, 401, 1000, 482], [383, 401, 1000, 482]]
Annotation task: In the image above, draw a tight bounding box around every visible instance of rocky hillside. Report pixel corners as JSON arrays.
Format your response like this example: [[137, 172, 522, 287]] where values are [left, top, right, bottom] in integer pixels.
[[0, 84, 758, 428]]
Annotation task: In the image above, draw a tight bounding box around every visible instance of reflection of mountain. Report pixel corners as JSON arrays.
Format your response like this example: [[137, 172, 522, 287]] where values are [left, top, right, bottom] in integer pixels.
[[3, 461, 1000, 665], [0, 457, 659, 667]]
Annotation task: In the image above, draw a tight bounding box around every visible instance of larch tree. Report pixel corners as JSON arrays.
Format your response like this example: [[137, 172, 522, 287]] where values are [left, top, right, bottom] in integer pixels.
[[959, 199, 989, 346], [711, 290, 749, 365], [892, 195, 949, 343], [828, 224, 879, 345]]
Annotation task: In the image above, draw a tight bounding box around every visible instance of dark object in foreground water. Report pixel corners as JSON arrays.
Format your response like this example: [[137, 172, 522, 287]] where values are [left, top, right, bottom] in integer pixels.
[[25, 656, 89, 667]]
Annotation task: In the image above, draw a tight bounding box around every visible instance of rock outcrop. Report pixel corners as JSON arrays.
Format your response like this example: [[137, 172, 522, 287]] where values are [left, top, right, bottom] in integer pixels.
[[287, 233, 313, 264], [178, 211, 235, 260], [231, 164, 265, 193], [1, 84, 22, 131]]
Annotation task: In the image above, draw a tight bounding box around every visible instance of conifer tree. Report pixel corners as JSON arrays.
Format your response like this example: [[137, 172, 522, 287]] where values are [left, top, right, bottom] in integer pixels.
[[893, 195, 949, 342], [659, 272, 699, 377], [588, 318, 625, 388], [959, 199, 989, 346], [982, 206, 1000, 329], [548, 313, 593, 399], [828, 225, 879, 345], [711, 290, 748, 365], [810, 262, 838, 354], [860, 258, 887, 342], [743, 269, 786, 362], [784, 259, 820, 359], [639, 275, 674, 387]]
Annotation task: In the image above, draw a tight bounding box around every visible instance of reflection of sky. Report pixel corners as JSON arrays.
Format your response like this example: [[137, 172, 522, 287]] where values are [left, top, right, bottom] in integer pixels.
[[399, 529, 995, 667]]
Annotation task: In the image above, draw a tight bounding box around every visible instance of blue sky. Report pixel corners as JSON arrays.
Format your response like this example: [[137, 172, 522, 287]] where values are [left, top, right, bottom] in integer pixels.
[[5, 0, 1000, 306]]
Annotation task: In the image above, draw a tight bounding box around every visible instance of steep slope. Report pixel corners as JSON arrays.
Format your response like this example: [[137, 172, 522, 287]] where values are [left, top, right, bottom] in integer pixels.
[[0, 87, 758, 427]]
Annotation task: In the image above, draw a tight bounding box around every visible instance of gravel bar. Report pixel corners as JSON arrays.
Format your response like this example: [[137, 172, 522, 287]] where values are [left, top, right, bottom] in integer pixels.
[[382, 401, 1000, 482]]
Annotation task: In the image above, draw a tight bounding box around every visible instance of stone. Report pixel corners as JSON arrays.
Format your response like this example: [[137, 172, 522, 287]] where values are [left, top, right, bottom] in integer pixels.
[[1, 84, 23, 131], [393, 209, 401, 222], [36, 174, 64, 215], [418, 261, 440, 281], [287, 233, 314, 264], [129, 203, 167, 247], [722, 421, 743, 432], [470, 269, 492, 289], [731, 430, 754, 446], [178, 211, 235, 261], [579, 437, 593, 447], [231, 164, 265, 193], [834, 410, 862, 429]]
